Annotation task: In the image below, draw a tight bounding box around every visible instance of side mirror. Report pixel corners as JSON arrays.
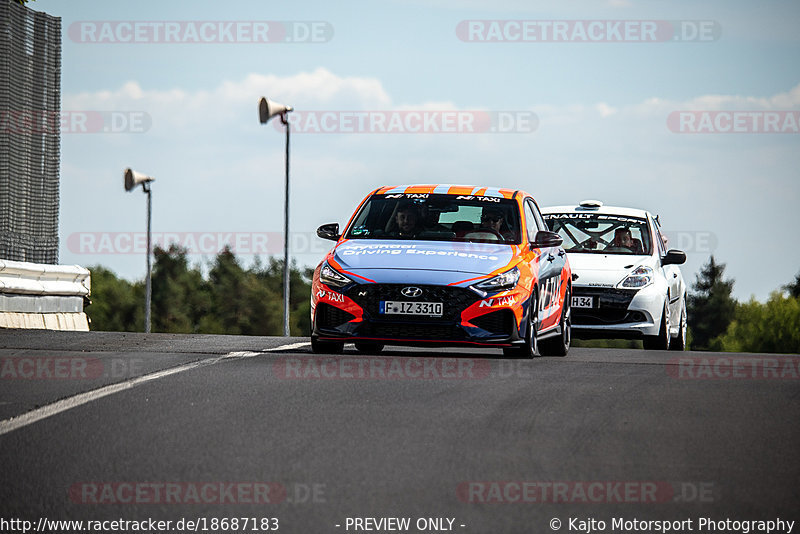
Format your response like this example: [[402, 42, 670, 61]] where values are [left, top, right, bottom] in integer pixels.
[[532, 230, 563, 248], [317, 223, 340, 241], [662, 249, 686, 266]]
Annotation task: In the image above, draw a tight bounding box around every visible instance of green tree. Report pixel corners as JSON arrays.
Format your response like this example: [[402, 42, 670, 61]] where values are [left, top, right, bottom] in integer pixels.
[[784, 271, 800, 298], [85, 266, 143, 332], [201, 247, 283, 335], [151, 244, 210, 333], [292, 297, 312, 337], [719, 292, 800, 354], [86, 248, 314, 336], [202, 247, 249, 334], [251, 257, 313, 336], [687, 256, 737, 351]]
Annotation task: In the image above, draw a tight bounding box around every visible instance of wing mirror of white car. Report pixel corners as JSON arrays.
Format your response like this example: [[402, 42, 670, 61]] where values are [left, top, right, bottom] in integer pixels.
[[317, 223, 340, 241], [532, 230, 563, 248], [662, 249, 687, 266]]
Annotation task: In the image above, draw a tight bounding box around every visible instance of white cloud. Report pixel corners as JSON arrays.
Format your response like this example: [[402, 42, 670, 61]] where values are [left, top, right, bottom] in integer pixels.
[[63, 68, 394, 135], [626, 83, 800, 117], [66, 67, 391, 114], [596, 102, 618, 117], [65, 70, 800, 138], [59, 72, 800, 300]]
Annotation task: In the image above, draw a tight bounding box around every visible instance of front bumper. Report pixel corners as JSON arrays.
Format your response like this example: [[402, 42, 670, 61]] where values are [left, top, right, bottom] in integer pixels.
[[312, 282, 528, 347], [570, 284, 663, 338]]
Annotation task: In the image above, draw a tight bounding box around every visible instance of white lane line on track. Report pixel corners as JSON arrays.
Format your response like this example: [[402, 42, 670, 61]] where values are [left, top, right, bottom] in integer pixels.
[[0, 355, 222, 437], [225, 342, 310, 358], [263, 342, 310, 352], [0, 341, 310, 437]]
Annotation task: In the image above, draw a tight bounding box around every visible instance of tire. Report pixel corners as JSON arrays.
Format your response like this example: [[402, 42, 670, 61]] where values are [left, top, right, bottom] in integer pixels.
[[503, 293, 538, 359], [643, 301, 669, 350], [669, 300, 687, 351], [355, 341, 384, 354], [311, 336, 344, 354], [539, 288, 570, 357]]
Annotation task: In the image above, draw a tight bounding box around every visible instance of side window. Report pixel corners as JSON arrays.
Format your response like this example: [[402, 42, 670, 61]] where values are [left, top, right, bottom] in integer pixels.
[[530, 201, 547, 233], [654, 221, 667, 257], [523, 200, 540, 242]]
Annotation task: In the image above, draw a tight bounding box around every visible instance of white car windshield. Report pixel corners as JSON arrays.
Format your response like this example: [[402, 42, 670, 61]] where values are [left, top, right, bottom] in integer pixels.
[[544, 213, 652, 255]]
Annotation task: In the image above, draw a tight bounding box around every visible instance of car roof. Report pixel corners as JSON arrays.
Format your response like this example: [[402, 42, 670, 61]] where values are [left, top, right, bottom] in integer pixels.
[[541, 203, 652, 219], [373, 184, 522, 200]]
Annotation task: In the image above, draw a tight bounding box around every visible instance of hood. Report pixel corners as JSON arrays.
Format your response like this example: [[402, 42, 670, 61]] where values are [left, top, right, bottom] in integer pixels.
[[568, 252, 653, 288], [331, 239, 515, 284]]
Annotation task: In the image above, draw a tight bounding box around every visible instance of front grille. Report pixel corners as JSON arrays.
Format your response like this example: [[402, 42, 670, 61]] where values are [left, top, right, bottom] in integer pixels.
[[573, 310, 646, 325], [316, 303, 356, 329], [346, 284, 479, 322], [471, 310, 515, 336], [571, 287, 642, 325], [361, 322, 465, 341], [573, 287, 639, 310]]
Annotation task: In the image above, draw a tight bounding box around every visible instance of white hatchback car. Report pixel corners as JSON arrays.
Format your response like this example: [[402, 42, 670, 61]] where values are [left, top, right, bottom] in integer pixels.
[[541, 201, 687, 350]]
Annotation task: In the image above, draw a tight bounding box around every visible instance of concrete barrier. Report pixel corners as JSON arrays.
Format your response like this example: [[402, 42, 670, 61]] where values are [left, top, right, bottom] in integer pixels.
[[0, 260, 91, 331]]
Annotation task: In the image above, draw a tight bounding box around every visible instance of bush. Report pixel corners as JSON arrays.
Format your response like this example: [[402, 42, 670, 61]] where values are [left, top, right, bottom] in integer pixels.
[[87, 246, 313, 336], [719, 292, 800, 354]]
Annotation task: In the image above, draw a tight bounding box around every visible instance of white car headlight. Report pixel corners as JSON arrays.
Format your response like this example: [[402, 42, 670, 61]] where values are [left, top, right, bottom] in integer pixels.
[[618, 265, 653, 289], [471, 266, 520, 296], [320, 264, 352, 289]]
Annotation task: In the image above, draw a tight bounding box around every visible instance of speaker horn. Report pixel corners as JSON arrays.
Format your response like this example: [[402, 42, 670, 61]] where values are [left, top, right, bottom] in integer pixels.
[[124, 168, 155, 191], [259, 97, 293, 124]]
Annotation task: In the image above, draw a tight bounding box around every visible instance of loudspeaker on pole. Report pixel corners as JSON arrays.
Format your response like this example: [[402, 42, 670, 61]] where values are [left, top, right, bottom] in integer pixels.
[[124, 168, 155, 191], [259, 97, 293, 124]]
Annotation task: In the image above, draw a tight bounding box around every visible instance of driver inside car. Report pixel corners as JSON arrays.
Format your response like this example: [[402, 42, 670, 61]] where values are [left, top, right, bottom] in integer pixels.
[[393, 202, 422, 238], [606, 227, 643, 253]]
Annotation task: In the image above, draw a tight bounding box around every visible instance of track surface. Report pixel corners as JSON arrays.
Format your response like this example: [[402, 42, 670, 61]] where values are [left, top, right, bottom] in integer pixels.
[[0, 330, 798, 533]]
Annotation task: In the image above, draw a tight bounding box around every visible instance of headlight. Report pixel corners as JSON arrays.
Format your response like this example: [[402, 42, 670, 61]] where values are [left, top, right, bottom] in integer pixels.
[[320, 264, 351, 289], [471, 266, 520, 296], [618, 266, 653, 289]]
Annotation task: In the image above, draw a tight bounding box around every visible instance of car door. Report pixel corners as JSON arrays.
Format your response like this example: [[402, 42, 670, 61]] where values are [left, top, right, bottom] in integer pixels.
[[525, 199, 566, 332], [653, 218, 681, 328]]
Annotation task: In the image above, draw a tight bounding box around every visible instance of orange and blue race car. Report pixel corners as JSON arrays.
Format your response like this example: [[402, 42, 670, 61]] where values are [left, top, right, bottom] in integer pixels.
[[310, 184, 572, 357]]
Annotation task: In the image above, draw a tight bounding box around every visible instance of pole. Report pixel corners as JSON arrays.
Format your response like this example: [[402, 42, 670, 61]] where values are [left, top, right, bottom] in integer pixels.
[[282, 116, 291, 337], [144, 183, 152, 334]]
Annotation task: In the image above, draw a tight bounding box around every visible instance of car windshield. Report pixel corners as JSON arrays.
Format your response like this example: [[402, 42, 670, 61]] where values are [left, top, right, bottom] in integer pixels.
[[543, 212, 652, 255], [345, 193, 521, 244]]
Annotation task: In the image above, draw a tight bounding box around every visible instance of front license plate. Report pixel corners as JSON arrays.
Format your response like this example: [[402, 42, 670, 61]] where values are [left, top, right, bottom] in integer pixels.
[[572, 296, 593, 308], [381, 301, 443, 317]]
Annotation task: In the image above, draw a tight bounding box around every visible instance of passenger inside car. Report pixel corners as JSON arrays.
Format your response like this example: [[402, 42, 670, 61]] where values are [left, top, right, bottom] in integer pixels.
[[478, 207, 516, 241]]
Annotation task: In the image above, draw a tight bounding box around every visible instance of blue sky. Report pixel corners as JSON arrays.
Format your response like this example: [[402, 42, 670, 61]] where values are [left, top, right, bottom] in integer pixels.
[[27, 0, 800, 300]]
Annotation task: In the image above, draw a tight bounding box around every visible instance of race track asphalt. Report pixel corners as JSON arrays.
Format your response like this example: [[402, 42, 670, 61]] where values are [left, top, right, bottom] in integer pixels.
[[0, 330, 797, 533]]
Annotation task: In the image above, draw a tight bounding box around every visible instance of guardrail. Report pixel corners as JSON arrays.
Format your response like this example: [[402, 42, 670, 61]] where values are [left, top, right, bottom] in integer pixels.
[[0, 260, 91, 331]]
